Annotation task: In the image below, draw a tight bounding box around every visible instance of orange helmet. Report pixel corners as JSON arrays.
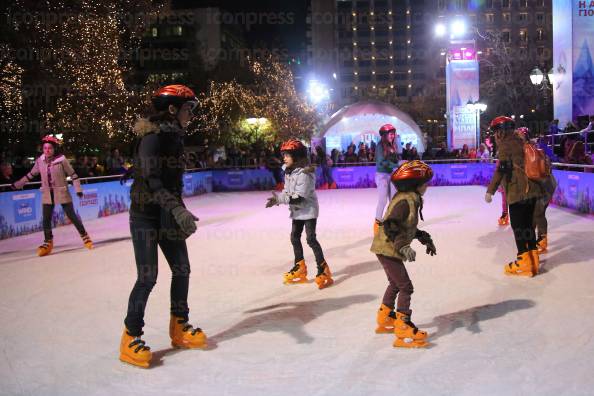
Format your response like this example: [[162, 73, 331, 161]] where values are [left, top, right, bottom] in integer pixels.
[[41, 135, 63, 146], [152, 84, 198, 111], [379, 123, 396, 136], [489, 116, 514, 130], [391, 160, 433, 188], [280, 139, 307, 158]]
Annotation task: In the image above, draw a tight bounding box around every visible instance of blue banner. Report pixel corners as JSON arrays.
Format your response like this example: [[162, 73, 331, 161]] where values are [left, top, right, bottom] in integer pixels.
[[1, 165, 592, 240]]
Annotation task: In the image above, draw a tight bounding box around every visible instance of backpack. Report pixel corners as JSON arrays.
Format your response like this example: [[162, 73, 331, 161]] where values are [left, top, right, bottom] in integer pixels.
[[523, 143, 550, 181]]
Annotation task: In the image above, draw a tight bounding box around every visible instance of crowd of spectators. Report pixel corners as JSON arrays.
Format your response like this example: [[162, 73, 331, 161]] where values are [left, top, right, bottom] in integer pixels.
[[2, 120, 593, 189]]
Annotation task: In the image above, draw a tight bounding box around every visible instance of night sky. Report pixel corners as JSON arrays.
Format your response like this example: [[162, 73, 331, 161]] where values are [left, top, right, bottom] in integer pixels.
[[174, 0, 308, 51]]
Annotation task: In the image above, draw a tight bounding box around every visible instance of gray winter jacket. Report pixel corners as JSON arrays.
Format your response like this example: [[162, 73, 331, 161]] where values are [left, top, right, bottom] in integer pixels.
[[277, 165, 319, 220]]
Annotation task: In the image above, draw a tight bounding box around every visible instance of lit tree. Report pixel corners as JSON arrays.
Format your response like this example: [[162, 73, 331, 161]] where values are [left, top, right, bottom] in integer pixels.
[[4, 0, 164, 154], [0, 44, 24, 153], [190, 56, 319, 148]]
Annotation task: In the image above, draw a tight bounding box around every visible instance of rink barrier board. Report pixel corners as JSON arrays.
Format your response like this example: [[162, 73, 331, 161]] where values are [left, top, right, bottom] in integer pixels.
[[1, 165, 593, 240]]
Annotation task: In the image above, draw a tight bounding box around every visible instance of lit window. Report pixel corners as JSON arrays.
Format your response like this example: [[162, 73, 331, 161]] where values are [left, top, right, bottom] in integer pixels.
[[172, 26, 183, 36], [151, 27, 158, 37]]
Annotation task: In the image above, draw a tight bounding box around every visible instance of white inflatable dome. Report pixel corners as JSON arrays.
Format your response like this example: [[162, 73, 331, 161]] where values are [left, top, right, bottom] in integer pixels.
[[318, 100, 425, 153]]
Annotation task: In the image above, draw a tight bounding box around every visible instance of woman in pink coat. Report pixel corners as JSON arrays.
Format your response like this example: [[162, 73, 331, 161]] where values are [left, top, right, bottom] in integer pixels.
[[13, 135, 93, 256]]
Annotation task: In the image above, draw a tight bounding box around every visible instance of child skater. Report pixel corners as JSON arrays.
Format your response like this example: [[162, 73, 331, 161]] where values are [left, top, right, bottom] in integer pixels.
[[12, 134, 93, 256], [265, 139, 333, 289], [370, 160, 435, 348]]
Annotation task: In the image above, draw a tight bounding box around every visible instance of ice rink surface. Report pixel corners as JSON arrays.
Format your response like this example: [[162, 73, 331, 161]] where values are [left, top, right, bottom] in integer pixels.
[[1, 186, 594, 396]]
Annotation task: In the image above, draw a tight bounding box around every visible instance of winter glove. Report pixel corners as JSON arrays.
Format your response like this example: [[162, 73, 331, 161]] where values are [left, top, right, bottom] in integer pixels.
[[171, 206, 198, 236], [416, 230, 437, 256], [484, 193, 493, 203], [77, 192, 84, 198], [265, 192, 279, 208], [399, 245, 416, 262]]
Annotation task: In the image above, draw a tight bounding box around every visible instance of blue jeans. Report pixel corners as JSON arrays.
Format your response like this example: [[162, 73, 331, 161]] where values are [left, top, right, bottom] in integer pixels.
[[124, 216, 191, 336]]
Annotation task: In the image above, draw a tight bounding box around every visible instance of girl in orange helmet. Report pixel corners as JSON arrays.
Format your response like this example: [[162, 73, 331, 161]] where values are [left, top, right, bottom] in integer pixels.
[[265, 139, 333, 289]]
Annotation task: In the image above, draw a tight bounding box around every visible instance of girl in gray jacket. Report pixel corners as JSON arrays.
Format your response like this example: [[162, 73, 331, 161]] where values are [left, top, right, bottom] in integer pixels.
[[265, 139, 333, 289]]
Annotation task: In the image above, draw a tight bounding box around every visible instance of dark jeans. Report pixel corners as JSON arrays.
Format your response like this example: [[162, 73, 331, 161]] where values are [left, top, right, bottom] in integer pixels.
[[42, 202, 86, 241], [533, 198, 549, 238], [509, 198, 537, 254], [124, 216, 191, 336], [291, 219, 325, 266], [377, 254, 413, 315]]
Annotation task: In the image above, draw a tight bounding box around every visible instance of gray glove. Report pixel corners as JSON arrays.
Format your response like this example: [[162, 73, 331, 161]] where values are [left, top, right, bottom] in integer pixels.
[[399, 245, 416, 262], [485, 193, 493, 203], [171, 206, 198, 236], [265, 192, 279, 208]]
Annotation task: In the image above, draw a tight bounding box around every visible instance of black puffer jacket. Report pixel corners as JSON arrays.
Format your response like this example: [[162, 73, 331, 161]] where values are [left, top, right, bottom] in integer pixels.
[[130, 118, 186, 218]]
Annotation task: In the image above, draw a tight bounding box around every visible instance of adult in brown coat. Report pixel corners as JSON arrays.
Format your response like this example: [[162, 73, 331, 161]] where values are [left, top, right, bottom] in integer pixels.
[[13, 135, 93, 256], [484, 117, 543, 277]]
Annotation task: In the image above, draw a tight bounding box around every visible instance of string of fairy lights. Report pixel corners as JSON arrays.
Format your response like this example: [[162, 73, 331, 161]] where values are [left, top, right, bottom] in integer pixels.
[[191, 56, 319, 147], [6, 1, 316, 153]]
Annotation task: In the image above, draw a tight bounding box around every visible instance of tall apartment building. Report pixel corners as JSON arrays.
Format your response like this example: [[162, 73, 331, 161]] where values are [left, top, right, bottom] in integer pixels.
[[307, 0, 432, 108], [432, 0, 553, 112], [307, 0, 552, 113]]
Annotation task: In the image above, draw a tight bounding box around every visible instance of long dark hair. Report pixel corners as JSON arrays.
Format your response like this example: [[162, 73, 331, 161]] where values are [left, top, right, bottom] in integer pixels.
[[380, 133, 396, 155]]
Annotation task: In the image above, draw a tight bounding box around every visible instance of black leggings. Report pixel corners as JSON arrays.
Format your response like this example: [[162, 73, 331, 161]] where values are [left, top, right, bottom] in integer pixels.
[[290, 219, 325, 266], [509, 198, 537, 254], [42, 202, 87, 241], [533, 197, 549, 238], [125, 216, 191, 336]]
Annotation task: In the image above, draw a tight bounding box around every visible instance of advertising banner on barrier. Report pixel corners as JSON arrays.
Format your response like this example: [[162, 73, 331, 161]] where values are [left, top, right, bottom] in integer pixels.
[[0, 171, 213, 240], [1, 166, 592, 240], [552, 169, 594, 214]]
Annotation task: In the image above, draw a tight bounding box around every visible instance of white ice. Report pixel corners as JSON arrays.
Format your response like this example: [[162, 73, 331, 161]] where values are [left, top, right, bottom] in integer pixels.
[[1, 186, 594, 396]]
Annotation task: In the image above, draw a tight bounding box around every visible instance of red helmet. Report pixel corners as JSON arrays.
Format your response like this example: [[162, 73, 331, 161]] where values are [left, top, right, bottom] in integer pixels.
[[41, 135, 63, 146], [391, 160, 433, 185], [280, 139, 307, 159], [152, 84, 198, 111], [489, 116, 514, 130], [379, 123, 396, 136]]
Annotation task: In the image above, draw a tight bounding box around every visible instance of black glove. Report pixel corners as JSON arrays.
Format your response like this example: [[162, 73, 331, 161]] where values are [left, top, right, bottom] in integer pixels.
[[416, 230, 437, 256], [77, 192, 84, 198], [265, 192, 278, 208], [171, 206, 198, 236]]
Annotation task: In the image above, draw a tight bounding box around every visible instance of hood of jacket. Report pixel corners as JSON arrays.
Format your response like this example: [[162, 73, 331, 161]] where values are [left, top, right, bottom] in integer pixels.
[[133, 118, 184, 137]]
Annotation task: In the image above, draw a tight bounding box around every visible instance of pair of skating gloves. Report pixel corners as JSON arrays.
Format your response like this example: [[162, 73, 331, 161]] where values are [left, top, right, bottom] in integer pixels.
[[399, 230, 437, 262], [171, 206, 199, 236]]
